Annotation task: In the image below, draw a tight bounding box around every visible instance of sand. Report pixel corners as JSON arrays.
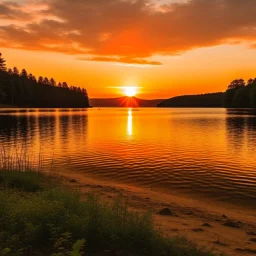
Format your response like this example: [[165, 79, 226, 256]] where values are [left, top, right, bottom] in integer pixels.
[[55, 171, 256, 256]]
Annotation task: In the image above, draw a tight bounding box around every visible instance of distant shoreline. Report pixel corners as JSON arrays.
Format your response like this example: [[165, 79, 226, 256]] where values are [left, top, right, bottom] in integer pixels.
[[0, 104, 93, 109]]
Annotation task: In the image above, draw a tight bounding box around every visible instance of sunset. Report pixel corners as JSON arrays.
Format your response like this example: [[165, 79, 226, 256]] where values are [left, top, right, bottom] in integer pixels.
[[0, 1, 256, 256], [1, 0, 256, 98]]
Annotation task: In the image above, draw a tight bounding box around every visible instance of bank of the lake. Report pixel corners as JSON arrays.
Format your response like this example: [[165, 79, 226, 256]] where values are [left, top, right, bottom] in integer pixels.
[[57, 170, 256, 256], [2, 170, 256, 256], [0, 170, 224, 256]]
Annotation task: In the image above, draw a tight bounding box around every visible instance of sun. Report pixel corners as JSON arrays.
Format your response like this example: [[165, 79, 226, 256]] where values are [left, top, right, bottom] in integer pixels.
[[123, 86, 138, 97]]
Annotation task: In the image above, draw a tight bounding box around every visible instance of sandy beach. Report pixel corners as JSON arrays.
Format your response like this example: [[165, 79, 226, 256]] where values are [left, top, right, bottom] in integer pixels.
[[55, 171, 256, 256]]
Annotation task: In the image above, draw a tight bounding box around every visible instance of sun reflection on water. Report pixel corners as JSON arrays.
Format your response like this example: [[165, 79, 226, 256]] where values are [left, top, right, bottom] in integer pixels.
[[127, 109, 133, 136]]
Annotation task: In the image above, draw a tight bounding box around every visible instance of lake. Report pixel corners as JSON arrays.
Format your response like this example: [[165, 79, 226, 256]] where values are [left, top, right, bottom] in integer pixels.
[[0, 108, 256, 207]]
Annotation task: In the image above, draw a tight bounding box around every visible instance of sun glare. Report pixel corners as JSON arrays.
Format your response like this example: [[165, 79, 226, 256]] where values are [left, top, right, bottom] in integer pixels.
[[123, 86, 138, 97]]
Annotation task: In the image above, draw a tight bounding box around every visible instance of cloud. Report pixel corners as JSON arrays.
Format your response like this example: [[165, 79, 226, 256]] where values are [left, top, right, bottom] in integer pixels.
[[80, 56, 162, 65], [1, 0, 256, 65]]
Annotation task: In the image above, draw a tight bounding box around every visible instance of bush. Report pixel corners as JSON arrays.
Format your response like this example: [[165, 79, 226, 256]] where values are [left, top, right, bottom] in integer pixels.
[[0, 172, 222, 256]]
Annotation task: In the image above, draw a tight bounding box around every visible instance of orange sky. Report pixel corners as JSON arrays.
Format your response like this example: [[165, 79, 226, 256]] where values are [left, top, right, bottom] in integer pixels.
[[1, 0, 256, 99]]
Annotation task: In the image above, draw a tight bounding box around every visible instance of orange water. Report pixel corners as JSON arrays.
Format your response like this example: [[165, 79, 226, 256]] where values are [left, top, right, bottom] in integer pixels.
[[0, 108, 256, 207]]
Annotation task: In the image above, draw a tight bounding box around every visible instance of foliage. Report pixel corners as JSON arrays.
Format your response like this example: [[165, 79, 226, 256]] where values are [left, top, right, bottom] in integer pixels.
[[0, 53, 6, 72], [0, 171, 222, 256], [224, 78, 256, 108], [0, 171, 43, 192], [0, 52, 90, 108], [158, 93, 224, 108], [51, 232, 85, 256]]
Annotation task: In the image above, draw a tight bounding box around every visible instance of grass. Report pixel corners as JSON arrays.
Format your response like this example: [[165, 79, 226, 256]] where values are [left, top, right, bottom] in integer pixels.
[[0, 171, 223, 256], [0, 150, 223, 256]]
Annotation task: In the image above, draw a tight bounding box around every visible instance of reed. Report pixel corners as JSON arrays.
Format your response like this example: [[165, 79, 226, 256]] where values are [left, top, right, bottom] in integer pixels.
[[0, 145, 44, 172]]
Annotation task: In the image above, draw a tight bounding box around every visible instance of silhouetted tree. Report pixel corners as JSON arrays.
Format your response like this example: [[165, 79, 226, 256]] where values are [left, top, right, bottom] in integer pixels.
[[228, 79, 245, 90], [0, 82, 7, 102], [250, 83, 256, 108], [50, 78, 56, 87], [38, 76, 43, 84], [0, 53, 90, 108], [21, 69, 28, 78], [224, 77, 256, 108], [62, 82, 68, 89], [43, 77, 50, 85], [7, 69, 13, 75], [13, 67, 19, 75], [28, 73, 34, 80], [0, 53, 6, 72], [247, 79, 254, 86]]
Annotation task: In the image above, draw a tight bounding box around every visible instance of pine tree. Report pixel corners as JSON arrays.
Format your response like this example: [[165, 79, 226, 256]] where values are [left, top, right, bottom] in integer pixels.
[[0, 53, 6, 72], [62, 82, 68, 88], [38, 76, 43, 84], [13, 67, 19, 75], [8, 68, 13, 75], [43, 77, 49, 85], [21, 69, 28, 78], [50, 78, 56, 87]]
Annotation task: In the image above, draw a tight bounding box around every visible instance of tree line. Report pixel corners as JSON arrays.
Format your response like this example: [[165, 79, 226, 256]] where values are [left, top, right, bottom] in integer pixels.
[[224, 78, 256, 108], [0, 53, 90, 108], [157, 93, 224, 108]]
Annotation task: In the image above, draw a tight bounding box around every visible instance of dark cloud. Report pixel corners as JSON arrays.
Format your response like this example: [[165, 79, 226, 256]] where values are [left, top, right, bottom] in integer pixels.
[[1, 0, 256, 65]]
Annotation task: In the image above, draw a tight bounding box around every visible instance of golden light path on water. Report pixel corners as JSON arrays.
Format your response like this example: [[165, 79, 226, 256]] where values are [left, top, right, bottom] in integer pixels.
[[127, 109, 133, 136]]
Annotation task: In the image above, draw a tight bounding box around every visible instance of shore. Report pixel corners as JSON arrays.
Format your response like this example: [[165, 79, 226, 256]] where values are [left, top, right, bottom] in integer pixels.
[[57, 171, 256, 256], [0, 104, 19, 108]]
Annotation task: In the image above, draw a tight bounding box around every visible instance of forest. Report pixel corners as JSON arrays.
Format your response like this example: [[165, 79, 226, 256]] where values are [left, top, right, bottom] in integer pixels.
[[157, 93, 224, 108], [0, 53, 90, 108], [224, 78, 256, 108], [158, 78, 256, 108]]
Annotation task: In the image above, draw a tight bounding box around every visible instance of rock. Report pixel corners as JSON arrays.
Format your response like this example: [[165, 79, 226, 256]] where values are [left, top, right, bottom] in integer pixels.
[[223, 220, 241, 228], [97, 185, 103, 188], [222, 214, 227, 218], [192, 228, 204, 232], [70, 179, 77, 183], [250, 238, 256, 243], [213, 240, 228, 247], [158, 208, 174, 216], [247, 231, 256, 236], [202, 223, 213, 227]]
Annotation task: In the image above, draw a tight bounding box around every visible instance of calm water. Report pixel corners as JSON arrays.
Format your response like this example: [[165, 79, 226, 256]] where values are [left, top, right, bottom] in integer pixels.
[[0, 108, 256, 206]]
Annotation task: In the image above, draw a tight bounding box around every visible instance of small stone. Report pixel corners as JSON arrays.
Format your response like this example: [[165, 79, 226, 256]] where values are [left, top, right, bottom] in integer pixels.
[[250, 238, 256, 243], [97, 185, 103, 188], [222, 214, 227, 218], [70, 179, 77, 183], [223, 220, 241, 228], [202, 223, 212, 227], [158, 208, 174, 216], [213, 240, 228, 247], [192, 228, 204, 232]]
